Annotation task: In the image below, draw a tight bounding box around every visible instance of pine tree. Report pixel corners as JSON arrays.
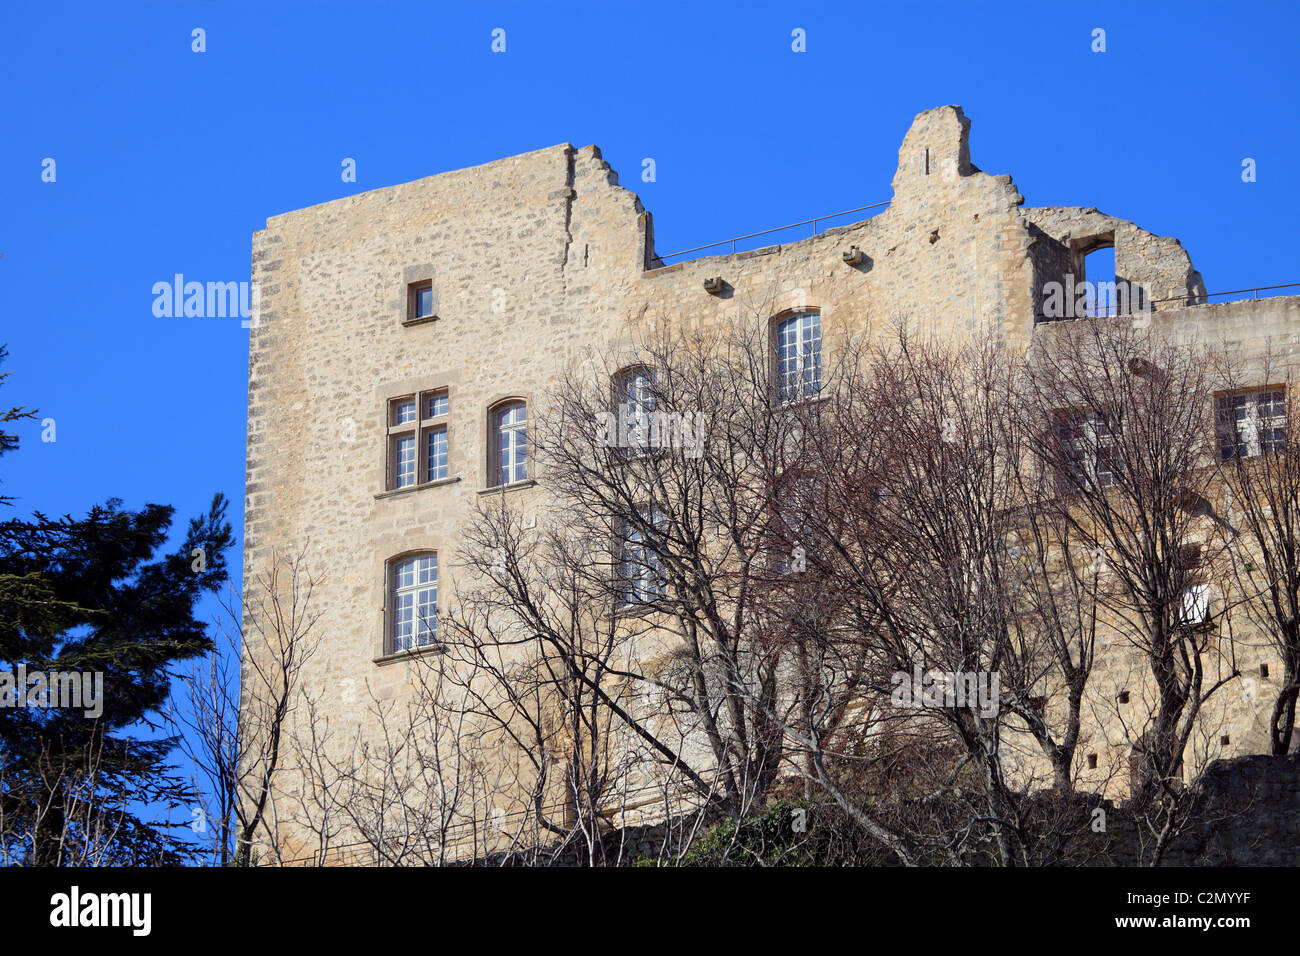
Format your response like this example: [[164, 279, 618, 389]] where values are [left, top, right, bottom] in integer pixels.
[[0, 345, 233, 864]]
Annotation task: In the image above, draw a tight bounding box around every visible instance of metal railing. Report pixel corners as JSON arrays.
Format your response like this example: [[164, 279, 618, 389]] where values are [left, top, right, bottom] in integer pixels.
[[655, 200, 892, 264], [1165, 281, 1300, 304]]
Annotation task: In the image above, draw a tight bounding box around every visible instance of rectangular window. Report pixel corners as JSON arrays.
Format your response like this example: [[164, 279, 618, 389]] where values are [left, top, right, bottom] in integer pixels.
[[1055, 409, 1116, 491], [1218, 387, 1286, 460], [775, 312, 822, 402], [392, 433, 417, 488], [614, 368, 656, 454], [619, 507, 666, 606], [409, 281, 434, 321], [387, 389, 452, 490], [425, 425, 448, 481], [392, 398, 417, 426]]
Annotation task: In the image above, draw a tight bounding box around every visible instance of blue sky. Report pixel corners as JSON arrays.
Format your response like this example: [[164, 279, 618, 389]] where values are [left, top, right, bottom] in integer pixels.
[[1, 0, 1297, 847]]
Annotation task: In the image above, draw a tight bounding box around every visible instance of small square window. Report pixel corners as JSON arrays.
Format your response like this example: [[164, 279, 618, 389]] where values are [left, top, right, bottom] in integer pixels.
[[1220, 735, 1231, 747], [1118, 690, 1130, 704], [391, 398, 417, 426], [1261, 663, 1270, 679], [1087, 753, 1098, 770], [409, 281, 434, 321], [425, 390, 449, 418]]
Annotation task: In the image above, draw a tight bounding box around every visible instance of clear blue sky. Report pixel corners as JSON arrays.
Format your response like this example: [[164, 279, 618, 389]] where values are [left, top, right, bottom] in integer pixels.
[[0, 1, 1297, 845], [2, 0, 1298, 535]]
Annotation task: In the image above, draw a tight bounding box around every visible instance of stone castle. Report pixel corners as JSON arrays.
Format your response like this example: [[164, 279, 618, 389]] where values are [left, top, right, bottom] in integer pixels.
[[243, 105, 1300, 863]]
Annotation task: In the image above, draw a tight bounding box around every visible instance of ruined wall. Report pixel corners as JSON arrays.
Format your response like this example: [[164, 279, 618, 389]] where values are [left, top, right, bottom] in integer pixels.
[[1023, 206, 1208, 314]]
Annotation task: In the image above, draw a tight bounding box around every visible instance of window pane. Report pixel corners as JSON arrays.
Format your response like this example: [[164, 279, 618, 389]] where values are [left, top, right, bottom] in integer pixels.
[[415, 286, 433, 318], [392, 554, 437, 651], [493, 402, 527, 485], [619, 509, 665, 605], [426, 427, 448, 481], [1220, 387, 1287, 459], [392, 399, 417, 425], [776, 313, 821, 400], [426, 391, 449, 417], [393, 434, 416, 487]]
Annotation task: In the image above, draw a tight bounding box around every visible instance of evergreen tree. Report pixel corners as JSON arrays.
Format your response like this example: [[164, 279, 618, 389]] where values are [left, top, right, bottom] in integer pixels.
[[0, 345, 233, 864]]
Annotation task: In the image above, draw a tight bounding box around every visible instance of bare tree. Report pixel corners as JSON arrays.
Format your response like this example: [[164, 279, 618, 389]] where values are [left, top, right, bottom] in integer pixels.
[[1212, 344, 1300, 755], [172, 548, 323, 866], [1020, 318, 1242, 846]]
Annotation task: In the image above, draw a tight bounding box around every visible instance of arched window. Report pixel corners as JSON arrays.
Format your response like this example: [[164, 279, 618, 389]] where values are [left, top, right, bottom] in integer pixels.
[[613, 366, 656, 452], [390, 552, 437, 652], [490, 400, 527, 487], [615, 366, 655, 418], [774, 311, 822, 401]]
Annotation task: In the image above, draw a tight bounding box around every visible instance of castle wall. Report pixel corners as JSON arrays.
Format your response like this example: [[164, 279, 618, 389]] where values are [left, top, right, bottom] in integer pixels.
[[244, 105, 1300, 858]]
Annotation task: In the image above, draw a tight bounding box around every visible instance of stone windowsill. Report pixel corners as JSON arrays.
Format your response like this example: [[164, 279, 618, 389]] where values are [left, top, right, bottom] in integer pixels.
[[476, 479, 538, 496], [374, 475, 462, 500], [401, 313, 439, 328], [373, 644, 448, 667]]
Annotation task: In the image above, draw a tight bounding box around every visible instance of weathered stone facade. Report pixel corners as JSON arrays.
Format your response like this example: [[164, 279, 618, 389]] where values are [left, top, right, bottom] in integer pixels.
[[244, 105, 1300, 862]]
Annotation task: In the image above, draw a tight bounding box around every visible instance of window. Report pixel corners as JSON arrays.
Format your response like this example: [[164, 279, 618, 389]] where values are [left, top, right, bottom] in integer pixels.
[[1180, 582, 1210, 627], [408, 280, 434, 322], [1218, 387, 1286, 460], [613, 366, 656, 452], [1055, 409, 1116, 491], [618, 508, 665, 606], [774, 311, 822, 401], [491, 401, 527, 486], [392, 433, 417, 488], [390, 553, 437, 652], [426, 426, 448, 481], [386, 389, 450, 490], [1178, 545, 1210, 628]]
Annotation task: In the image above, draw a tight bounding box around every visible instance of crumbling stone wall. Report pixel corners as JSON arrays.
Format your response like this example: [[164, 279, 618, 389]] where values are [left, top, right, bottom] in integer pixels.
[[1023, 206, 1207, 312]]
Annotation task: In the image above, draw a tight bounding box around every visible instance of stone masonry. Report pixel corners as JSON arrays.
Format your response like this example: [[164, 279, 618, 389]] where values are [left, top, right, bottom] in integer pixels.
[[244, 105, 1300, 861]]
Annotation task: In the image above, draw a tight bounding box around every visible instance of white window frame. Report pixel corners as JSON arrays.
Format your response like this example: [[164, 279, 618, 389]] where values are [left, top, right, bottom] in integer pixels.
[[1180, 582, 1210, 627], [390, 553, 438, 652], [492, 401, 527, 487], [1218, 387, 1286, 460], [614, 366, 656, 453], [775, 311, 822, 402], [618, 507, 665, 607], [1056, 409, 1117, 491]]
